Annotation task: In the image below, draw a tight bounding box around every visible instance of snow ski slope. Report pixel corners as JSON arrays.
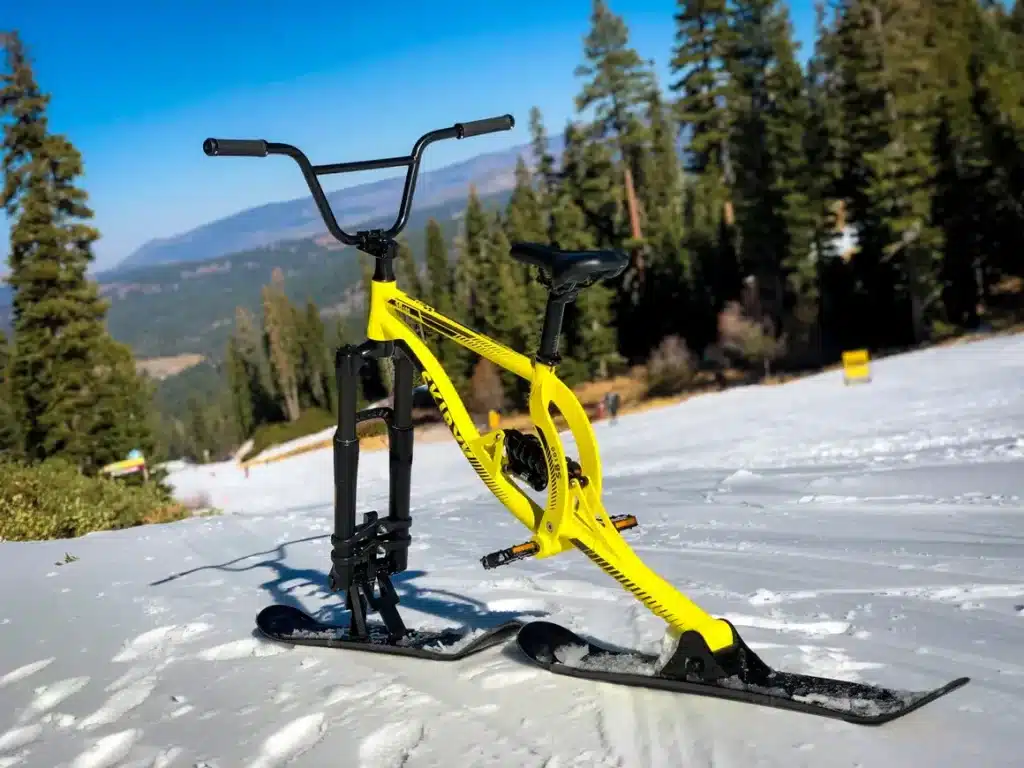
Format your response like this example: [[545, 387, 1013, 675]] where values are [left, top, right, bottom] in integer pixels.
[[1, 334, 1022, 767]]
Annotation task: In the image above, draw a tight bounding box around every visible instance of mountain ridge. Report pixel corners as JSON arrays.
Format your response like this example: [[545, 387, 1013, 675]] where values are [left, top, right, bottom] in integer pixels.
[[114, 136, 561, 274]]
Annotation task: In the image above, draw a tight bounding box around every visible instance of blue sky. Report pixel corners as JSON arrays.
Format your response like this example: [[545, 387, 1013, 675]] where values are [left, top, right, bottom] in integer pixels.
[[1, 0, 819, 272]]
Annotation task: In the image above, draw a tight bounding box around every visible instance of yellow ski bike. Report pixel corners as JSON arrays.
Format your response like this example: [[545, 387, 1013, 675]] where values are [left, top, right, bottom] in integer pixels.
[[204, 115, 967, 724]]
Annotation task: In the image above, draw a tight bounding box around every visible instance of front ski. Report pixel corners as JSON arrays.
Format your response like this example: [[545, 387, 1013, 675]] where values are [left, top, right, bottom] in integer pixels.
[[516, 621, 969, 725], [256, 604, 522, 661]]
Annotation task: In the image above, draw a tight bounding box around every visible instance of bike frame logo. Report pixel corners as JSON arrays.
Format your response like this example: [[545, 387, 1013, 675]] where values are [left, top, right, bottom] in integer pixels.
[[422, 373, 473, 460]]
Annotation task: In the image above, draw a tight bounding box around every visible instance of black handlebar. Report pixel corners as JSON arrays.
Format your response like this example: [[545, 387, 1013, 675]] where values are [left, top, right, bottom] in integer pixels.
[[455, 114, 515, 139], [202, 113, 515, 247], [202, 138, 268, 157]]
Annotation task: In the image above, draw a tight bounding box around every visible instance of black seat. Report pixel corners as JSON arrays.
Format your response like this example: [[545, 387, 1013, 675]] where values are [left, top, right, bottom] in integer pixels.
[[510, 242, 628, 292]]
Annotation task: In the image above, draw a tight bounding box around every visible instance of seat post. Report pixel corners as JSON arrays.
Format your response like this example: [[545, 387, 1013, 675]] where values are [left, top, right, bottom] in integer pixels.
[[536, 293, 568, 365]]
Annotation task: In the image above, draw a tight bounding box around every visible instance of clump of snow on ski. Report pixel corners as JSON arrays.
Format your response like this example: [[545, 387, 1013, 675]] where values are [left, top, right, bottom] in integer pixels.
[[286, 627, 339, 640], [654, 624, 683, 673], [789, 690, 919, 718], [417, 627, 487, 654], [552, 642, 659, 676]]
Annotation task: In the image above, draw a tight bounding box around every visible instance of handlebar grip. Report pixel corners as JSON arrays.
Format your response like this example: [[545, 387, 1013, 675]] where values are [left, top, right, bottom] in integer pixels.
[[455, 114, 515, 139], [202, 138, 269, 157]]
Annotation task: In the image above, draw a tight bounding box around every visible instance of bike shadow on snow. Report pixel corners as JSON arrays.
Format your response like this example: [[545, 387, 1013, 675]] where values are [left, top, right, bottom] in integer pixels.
[[150, 533, 548, 631]]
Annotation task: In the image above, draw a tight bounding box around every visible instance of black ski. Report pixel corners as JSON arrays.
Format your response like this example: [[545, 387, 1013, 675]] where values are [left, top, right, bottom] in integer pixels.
[[256, 604, 522, 660], [516, 620, 969, 725]]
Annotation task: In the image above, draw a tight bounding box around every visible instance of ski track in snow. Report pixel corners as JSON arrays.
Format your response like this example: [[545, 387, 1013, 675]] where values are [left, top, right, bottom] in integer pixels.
[[0, 335, 1022, 766]]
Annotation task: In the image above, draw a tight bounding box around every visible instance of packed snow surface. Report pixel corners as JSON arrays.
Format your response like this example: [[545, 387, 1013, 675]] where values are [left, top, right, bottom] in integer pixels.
[[2, 335, 1023, 767]]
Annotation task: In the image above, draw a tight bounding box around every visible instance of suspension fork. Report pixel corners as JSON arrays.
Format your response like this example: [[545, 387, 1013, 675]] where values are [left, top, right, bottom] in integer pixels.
[[329, 339, 414, 641]]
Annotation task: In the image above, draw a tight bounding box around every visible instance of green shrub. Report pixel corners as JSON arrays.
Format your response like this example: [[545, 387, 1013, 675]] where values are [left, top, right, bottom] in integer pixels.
[[0, 458, 192, 542], [718, 301, 787, 377], [645, 335, 697, 397], [931, 319, 959, 340]]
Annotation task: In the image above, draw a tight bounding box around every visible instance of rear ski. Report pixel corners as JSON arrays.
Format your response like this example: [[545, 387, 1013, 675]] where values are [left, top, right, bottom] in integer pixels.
[[516, 620, 969, 725], [257, 604, 522, 660]]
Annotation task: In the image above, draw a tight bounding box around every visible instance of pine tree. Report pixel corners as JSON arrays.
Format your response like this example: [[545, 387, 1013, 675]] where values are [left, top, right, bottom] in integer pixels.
[[187, 411, 208, 463], [549, 178, 620, 380], [506, 156, 549, 244], [80, 340, 161, 469], [1, 32, 157, 471], [805, 1, 845, 251], [422, 218, 467, 390], [550, 189, 594, 253], [637, 84, 684, 233], [225, 335, 254, 437], [635, 83, 693, 347], [395, 237, 424, 298], [558, 120, 637, 361], [232, 305, 280, 426], [560, 121, 625, 249], [0, 327, 20, 456], [528, 106, 558, 202], [457, 187, 494, 333], [574, 283, 620, 380], [504, 155, 549, 340], [425, 218, 454, 310], [473, 211, 529, 351], [575, 0, 654, 175], [728, 0, 819, 348], [487, 215, 534, 406], [298, 299, 331, 411], [834, 0, 944, 345], [261, 268, 302, 421], [1006, 0, 1024, 58], [928, 0, 1024, 330], [670, 0, 735, 177], [669, 0, 745, 352], [574, 0, 654, 307]]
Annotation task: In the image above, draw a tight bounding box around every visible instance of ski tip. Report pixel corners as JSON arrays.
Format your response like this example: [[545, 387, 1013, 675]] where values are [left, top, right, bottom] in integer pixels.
[[256, 603, 316, 629], [516, 620, 587, 666], [256, 604, 308, 621]]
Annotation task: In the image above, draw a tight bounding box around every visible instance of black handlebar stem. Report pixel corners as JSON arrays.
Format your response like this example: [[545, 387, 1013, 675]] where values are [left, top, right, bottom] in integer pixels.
[[202, 114, 515, 255]]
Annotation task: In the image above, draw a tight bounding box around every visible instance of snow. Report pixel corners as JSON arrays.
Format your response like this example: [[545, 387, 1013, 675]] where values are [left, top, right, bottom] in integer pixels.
[[1, 334, 1022, 767]]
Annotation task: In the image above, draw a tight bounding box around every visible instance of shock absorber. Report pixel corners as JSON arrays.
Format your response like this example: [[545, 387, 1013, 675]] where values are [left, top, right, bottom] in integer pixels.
[[503, 429, 548, 491]]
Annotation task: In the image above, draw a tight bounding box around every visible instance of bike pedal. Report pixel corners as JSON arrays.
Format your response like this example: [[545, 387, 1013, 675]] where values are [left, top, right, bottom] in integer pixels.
[[610, 514, 639, 531], [480, 541, 540, 570]]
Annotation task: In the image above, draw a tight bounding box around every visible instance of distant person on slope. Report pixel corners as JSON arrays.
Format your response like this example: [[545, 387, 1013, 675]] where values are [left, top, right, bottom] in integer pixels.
[[605, 391, 621, 425]]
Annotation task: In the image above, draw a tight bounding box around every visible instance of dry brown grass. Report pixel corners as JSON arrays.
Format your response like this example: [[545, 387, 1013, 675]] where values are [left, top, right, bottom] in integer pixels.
[[139, 503, 194, 526]]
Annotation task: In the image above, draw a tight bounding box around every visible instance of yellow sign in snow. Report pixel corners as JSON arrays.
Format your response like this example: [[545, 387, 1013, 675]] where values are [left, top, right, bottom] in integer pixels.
[[842, 349, 871, 385], [100, 455, 147, 477]]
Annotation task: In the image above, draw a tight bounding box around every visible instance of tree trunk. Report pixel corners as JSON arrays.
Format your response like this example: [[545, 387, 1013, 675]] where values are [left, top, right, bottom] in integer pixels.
[[623, 164, 645, 281]]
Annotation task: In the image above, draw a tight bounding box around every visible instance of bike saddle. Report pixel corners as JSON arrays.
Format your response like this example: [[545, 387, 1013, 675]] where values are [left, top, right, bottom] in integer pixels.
[[510, 242, 629, 292]]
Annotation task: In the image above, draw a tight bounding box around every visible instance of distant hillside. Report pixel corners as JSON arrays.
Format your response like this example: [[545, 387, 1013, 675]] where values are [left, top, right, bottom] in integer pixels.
[[100, 188, 510, 360], [115, 137, 561, 272], [0, 135, 559, 355], [0, 186, 516, 355]]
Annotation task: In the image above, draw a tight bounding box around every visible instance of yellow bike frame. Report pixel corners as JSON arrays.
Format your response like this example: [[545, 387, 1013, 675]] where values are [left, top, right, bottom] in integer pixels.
[[366, 277, 736, 654]]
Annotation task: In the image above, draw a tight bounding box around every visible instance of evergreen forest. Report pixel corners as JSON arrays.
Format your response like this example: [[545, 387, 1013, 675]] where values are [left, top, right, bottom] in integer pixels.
[[4, 0, 1024, 468]]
